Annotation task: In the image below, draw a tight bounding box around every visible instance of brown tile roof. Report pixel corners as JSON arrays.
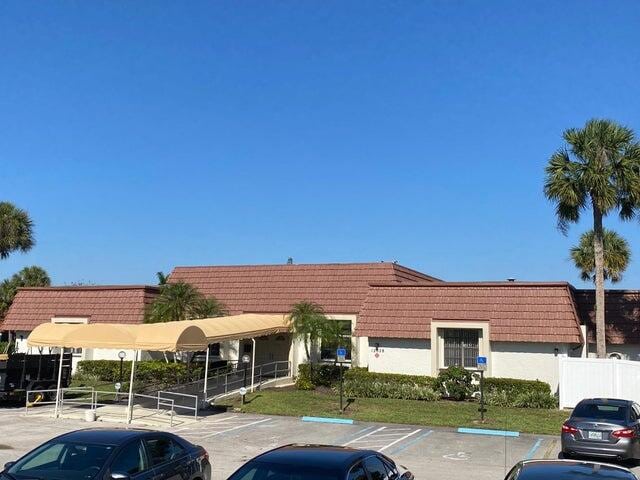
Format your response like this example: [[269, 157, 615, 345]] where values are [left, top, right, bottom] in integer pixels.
[[574, 289, 640, 344], [1, 286, 159, 331], [169, 262, 439, 314], [356, 282, 583, 343]]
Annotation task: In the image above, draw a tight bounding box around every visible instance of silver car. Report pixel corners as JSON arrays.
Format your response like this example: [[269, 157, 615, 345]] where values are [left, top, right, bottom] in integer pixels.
[[561, 398, 640, 460]]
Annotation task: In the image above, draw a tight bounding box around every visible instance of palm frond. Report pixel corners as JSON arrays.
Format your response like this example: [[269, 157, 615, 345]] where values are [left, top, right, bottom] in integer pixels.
[[570, 229, 631, 284], [0, 202, 35, 259]]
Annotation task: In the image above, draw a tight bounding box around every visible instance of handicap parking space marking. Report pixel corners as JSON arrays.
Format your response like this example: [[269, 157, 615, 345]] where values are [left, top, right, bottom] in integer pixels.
[[443, 451, 471, 461], [201, 417, 273, 438], [172, 415, 239, 432], [175, 416, 274, 438], [385, 430, 433, 456], [344, 426, 387, 446], [343, 426, 424, 453]]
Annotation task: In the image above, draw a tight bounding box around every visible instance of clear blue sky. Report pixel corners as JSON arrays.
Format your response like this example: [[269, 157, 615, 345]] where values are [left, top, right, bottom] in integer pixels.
[[2, 1, 640, 288]]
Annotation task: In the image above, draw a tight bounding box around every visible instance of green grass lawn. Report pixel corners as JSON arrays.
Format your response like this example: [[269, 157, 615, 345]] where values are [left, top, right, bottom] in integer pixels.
[[227, 388, 569, 435]]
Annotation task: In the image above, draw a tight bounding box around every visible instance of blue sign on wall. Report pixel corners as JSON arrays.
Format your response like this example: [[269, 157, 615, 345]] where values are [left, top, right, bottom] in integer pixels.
[[337, 348, 347, 357]]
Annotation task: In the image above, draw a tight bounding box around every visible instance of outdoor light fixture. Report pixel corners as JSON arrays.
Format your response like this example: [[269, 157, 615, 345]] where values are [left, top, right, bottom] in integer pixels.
[[554, 347, 559, 356], [117, 351, 127, 394]]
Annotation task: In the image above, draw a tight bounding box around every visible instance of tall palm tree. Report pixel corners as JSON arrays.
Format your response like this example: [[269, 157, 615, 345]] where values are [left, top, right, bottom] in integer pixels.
[[571, 229, 630, 283], [288, 301, 328, 366], [544, 119, 640, 357], [144, 282, 227, 323], [0, 202, 35, 259]]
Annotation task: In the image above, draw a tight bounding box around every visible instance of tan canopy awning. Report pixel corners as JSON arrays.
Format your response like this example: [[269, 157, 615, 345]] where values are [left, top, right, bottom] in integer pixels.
[[28, 322, 207, 352], [133, 323, 209, 352], [27, 314, 291, 351], [192, 314, 290, 342]]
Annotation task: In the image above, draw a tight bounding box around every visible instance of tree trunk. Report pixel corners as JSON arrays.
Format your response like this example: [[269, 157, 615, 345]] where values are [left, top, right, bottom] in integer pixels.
[[593, 205, 607, 358]]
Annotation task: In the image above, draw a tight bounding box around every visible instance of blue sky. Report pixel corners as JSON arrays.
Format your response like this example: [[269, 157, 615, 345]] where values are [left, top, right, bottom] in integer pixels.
[[1, 1, 640, 287]]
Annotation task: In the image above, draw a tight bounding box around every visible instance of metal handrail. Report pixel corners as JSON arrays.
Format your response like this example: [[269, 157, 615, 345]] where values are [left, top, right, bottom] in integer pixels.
[[210, 360, 292, 400], [157, 391, 199, 420]]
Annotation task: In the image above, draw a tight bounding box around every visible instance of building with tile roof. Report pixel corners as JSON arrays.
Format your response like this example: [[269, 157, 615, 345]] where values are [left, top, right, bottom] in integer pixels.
[[1, 262, 638, 392]]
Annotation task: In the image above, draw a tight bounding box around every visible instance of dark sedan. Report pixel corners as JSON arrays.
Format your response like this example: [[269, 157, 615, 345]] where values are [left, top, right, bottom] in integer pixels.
[[1, 429, 210, 480], [505, 460, 638, 480], [561, 398, 640, 460], [227, 444, 413, 480]]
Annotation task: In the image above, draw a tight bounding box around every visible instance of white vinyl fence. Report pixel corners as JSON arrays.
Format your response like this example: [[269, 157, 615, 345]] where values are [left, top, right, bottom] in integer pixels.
[[559, 357, 640, 409]]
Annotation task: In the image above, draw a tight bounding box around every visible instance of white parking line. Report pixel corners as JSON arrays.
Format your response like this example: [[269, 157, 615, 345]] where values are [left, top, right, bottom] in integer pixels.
[[378, 429, 421, 452], [344, 426, 387, 445], [172, 415, 240, 432], [202, 417, 272, 438], [343, 425, 425, 452]]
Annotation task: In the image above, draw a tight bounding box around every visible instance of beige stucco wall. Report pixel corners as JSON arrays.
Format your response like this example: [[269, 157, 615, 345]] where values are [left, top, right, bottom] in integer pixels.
[[367, 338, 432, 375], [490, 342, 570, 393]]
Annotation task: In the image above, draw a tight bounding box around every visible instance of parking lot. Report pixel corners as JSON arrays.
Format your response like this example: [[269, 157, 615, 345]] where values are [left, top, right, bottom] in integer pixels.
[[1, 407, 639, 480]]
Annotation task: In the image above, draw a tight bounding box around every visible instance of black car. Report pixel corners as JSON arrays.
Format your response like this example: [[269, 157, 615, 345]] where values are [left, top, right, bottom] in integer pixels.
[[505, 459, 638, 480], [227, 444, 413, 480], [1, 429, 210, 480]]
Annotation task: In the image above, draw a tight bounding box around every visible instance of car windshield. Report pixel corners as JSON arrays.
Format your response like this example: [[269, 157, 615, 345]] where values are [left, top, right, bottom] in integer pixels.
[[228, 460, 340, 480], [7, 441, 115, 480], [572, 403, 628, 421]]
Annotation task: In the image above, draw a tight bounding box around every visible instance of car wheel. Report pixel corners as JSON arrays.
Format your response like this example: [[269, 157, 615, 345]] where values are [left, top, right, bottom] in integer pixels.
[[558, 451, 572, 460]]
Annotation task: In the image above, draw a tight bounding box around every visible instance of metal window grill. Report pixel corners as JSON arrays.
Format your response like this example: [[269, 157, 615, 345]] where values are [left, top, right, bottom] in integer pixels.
[[443, 329, 479, 368]]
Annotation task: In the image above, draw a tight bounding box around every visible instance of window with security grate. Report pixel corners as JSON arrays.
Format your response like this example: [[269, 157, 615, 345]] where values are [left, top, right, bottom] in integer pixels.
[[443, 329, 479, 368]]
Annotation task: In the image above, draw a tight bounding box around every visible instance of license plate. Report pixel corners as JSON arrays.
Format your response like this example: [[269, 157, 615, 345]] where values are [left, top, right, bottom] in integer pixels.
[[587, 431, 603, 440]]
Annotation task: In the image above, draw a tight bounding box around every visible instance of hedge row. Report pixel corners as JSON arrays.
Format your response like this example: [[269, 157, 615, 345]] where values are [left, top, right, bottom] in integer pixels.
[[76, 360, 204, 387], [296, 365, 557, 409], [482, 377, 551, 396], [343, 367, 440, 401]]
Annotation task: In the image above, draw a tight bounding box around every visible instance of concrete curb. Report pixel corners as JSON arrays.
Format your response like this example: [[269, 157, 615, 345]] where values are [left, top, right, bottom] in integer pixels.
[[302, 416, 354, 424], [457, 427, 520, 437]]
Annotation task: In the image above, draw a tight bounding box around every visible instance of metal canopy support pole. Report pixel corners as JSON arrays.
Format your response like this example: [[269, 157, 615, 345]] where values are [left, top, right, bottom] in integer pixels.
[[203, 346, 210, 395], [126, 350, 138, 424], [250, 338, 256, 393], [53, 348, 65, 418]]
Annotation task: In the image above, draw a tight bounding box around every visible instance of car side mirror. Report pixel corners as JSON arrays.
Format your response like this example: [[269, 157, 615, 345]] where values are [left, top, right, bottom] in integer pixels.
[[3, 462, 16, 471], [111, 472, 130, 480]]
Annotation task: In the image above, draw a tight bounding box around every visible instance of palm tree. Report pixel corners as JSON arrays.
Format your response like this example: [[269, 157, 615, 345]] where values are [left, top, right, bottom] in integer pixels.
[[0, 265, 51, 318], [156, 271, 169, 285], [0, 202, 35, 259], [11, 266, 51, 287], [144, 282, 227, 323], [288, 301, 328, 367], [571, 229, 630, 283], [544, 119, 640, 357]]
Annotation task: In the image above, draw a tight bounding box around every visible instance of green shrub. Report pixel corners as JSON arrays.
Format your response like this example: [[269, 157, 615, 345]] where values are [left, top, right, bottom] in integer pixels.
[[342, 368, 439, 401], [437, 366, 474, 401], [512, 391, 558, 409], [344, 368, 437, 388], [482, 379, 556, 409], [76, 360, 204, 388], [482, 377, 551, 396], [0, 341, 14, 354], [296, 363, 345, 389], [295, 376, 315, 390]]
